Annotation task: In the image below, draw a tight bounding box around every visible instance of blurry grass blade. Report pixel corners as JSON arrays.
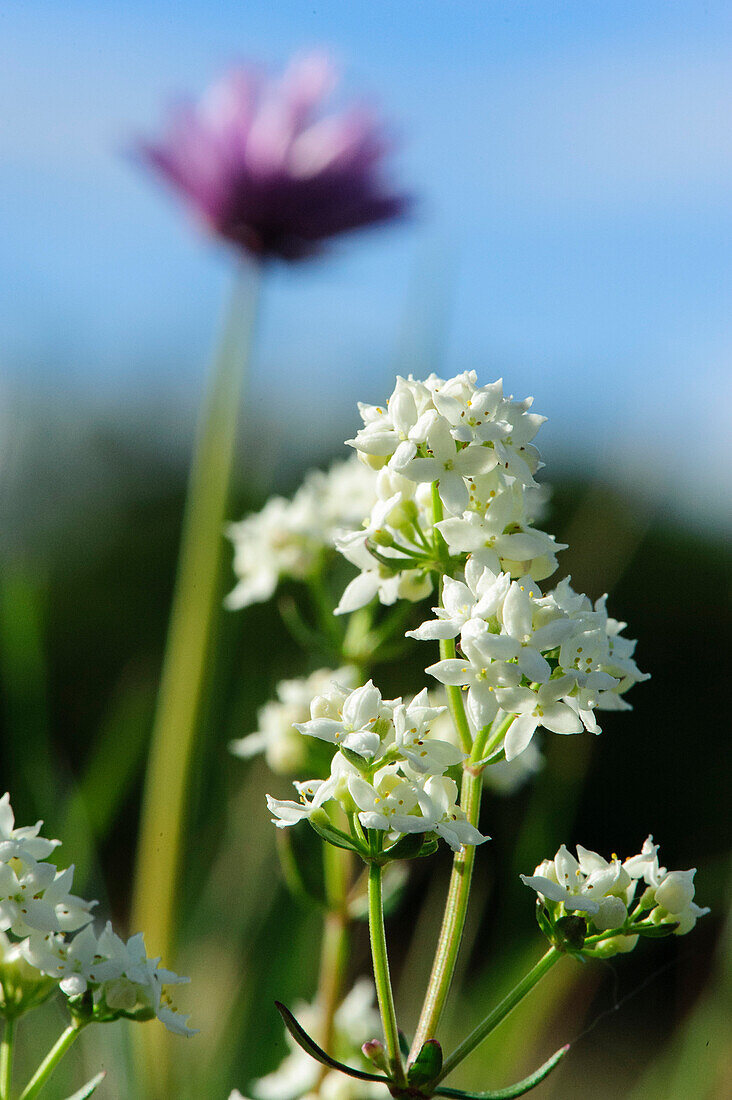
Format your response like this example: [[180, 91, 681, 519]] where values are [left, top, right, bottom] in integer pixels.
[[433, 1044, 569, 1098], [64, 1072, 106, 1100], [0, 567, 55, 815], [131, 259, 260, 1092], [274, 1002, 388, 1084], [62, 676, 152, 883], [276, 829, 326, 908]]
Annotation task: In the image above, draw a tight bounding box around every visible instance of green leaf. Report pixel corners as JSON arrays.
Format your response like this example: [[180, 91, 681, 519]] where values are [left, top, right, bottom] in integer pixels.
[[275, 1002, 389, 1084], [433, 1043, 569, 1098], [64, 1072, 106, 1100], [408, 1039, 443, 1086], [398, 1031, 412, 1060], [383, 832, 428, 861], [307, 814, 365, 855]]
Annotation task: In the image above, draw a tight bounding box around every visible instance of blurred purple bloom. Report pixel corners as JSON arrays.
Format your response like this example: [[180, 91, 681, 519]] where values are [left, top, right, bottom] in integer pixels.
[[139, 53, 411, 261]]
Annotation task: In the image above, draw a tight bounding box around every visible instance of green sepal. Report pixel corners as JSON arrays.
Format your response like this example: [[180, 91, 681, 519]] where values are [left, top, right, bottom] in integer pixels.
[[534, 902, 555, 941], [433, 1043, 570, 1098], [381, 833, 439, 862], [417, 837, 440, 858], [635, 921, 679, 937], [339, 746, 371, 773], [274, 1002, 389, 1084], [307, 812, 366, 856], [408, 1039, 443, 1086], [64, 1072, 106, 1100], [553, 915, 587, 952]]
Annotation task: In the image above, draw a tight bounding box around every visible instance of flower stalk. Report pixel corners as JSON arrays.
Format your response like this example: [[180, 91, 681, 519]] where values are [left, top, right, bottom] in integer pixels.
[[408, 769, 481, 1064], [435, 947, 561, 1083], [18, 1022, 87, 1100], [132, 260, 259, 1086], [367, 861, 405, 1085]]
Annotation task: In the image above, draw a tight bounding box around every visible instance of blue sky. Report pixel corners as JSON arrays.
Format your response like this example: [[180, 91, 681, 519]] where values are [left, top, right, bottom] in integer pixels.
[[2, 1, 731, 523]]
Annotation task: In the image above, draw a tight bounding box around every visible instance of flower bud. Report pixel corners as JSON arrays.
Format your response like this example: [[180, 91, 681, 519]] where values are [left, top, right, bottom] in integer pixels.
[[655, 870, 696, 915], [362, 1039, 389, 1072]]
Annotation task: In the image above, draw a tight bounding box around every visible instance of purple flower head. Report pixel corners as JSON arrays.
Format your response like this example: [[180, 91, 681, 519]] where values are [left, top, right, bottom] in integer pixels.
[[138, 53, 412, 261]]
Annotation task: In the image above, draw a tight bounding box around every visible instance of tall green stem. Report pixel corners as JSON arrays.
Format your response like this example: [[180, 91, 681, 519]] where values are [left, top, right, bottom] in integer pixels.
[[0, 1017, 15, 1100], [408, 768, 481, 1061], [18, 1023, 86, 1100], [435, 947, 561, 1082], [409, 486, 483, 1062], [131, 260, 260, 1088], [368, 863, 405, 1085]]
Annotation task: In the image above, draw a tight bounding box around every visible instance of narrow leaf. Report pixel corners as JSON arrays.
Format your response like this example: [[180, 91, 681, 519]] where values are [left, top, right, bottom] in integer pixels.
[[275, 1002, 389, 1084], [307, 815, 364, 854], [64, 1072, 106, 1100], [434, 1043, 569, 1098], [398, 1030, 411, 1060]]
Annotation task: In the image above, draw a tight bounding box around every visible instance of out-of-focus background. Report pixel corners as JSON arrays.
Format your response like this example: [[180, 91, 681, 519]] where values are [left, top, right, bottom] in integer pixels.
[[1, 2, 731, 1097]]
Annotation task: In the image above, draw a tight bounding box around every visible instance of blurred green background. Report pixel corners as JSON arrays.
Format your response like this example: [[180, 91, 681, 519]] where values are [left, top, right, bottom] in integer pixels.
[[0, 402, 729, 1096]]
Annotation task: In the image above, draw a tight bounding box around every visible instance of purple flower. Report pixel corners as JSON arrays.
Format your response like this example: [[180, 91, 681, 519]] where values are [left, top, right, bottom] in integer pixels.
[[139, 53, 411, 261]]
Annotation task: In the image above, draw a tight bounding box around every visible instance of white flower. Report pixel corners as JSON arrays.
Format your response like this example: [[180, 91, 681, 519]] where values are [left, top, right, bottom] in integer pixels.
[[266, 773, 340, 829], [622, 837, 710, 935], [230, 666, 357, 774], [226, 456, 377, 609], [346, 376, 434, 469], [496, 679, 583, 760], [0, 793, 60, 861], [407, 564, 511, 643], [392, 690, 463, 774], [426, 631, 521, 733], [422, 776, 489, 852], [295, 680, 389, 758], [523, 839, 709, 944], [348, 766, 435, 835], [521, 844, 631, 925], [0, 854, 95, 938], [397, 414, 496, 515]]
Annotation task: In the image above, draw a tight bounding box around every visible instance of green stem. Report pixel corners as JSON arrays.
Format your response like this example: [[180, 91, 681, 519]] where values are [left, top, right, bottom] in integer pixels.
[[409, 483, 481, 1062], [19, 1023, 86, 1100], [0, 1016, 15, 1100], [132, 260, 260, 961], [368, 863, 405, 1085], [408, 769, 481, 1062], [439, 636, 473, 754], [435, 947, 561, 1082]]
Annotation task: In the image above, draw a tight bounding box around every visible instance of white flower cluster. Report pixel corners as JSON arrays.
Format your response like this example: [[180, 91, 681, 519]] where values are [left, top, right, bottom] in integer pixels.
[[338, 372, 564, 616], [522, 838, 709, 952], [230, 666, 358, 775], [426, 689, 544, 795], [414, 561, 648, 760], [226, 456, 377, 610], [0, 794, 195, 1034], [266, 681, 487, 852], [230, 980, 384, 1100]]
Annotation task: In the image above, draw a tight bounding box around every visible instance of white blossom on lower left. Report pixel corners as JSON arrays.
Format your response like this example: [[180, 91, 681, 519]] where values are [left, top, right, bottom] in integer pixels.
[[0, 793, 196, 1035]]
